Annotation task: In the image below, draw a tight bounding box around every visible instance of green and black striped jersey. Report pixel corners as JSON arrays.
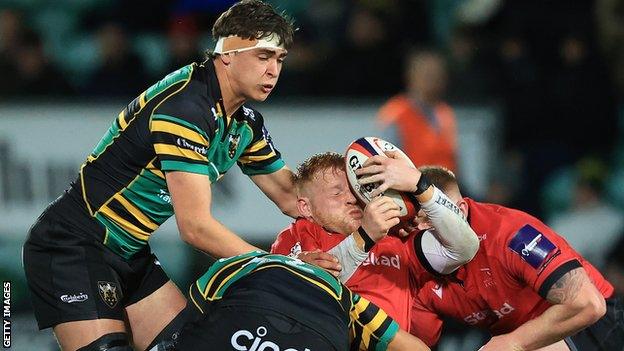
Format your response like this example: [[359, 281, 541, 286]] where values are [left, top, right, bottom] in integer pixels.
[[69, 62, 284, 259], [189, 251, 400, 351]]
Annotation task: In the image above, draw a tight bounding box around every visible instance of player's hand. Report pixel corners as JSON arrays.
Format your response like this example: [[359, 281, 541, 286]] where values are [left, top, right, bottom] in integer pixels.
[[361, 196, 401, 240], [355, 150, 421, 197], [479, 335, 525, 351], [297, 250, 342, 277]]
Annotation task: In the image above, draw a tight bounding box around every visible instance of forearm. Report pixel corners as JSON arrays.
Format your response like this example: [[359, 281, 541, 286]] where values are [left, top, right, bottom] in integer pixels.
[[419, 186, 479, 263], [327, 234, 369, 283], [504, 304, 594, 350], [180, 217, 260, 258]]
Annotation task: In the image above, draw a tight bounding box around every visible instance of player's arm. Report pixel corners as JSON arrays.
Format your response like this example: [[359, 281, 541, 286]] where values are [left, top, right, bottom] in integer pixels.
[[250, 166, 299, 218], [350, 293, 429, 351], [167, 171, 260, 258], [327, 196, 400, 282], [481, 267, 605, 351], [356, 152, 479, 273], [387, 329, 430, 351]]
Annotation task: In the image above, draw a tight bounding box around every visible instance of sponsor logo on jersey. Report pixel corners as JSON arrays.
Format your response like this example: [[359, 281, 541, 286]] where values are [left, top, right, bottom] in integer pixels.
[[157, 189, 171, 203], [98, 281, 120, 309], [362, 252, 401, 270], [176, 137, 208, 155], [60, 293, 89, 303], [228, 134, 241, 158], [463, 302, 515, 325], [432, 284, 443, 299], [288, 242, 302, 258], [242, 106, 256, 121], [508, 225, 557, 269], [231, 326, 310, 351]]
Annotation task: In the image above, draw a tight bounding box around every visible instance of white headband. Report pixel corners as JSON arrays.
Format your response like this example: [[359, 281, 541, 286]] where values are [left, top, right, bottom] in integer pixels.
[[213, 33, 285, 54]]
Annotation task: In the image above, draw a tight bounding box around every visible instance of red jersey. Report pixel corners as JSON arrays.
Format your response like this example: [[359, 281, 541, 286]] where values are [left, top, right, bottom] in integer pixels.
[[271, 218, 431, 330], [410, 198, 614, 346]]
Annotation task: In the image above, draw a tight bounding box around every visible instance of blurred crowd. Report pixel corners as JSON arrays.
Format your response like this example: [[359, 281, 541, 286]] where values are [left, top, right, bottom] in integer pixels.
[[2, 0, 624, 307]]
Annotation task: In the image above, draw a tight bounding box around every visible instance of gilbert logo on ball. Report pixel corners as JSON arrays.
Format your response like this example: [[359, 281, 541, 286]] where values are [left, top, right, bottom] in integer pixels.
[[345, 137, 417, 222]]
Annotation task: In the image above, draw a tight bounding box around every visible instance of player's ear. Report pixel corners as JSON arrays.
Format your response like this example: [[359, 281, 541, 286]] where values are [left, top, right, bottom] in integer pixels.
[[297, 197, 313, 219], [457, 199, 469, 219], [219, 53, 232, 65]]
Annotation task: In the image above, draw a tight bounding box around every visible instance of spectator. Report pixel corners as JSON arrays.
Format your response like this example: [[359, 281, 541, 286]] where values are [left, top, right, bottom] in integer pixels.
[[11, 29, 73, 97], [376, 49, 458, 173], [164, 16, 203, 74], [84, 22, 149, 98], [548, 158, 624, 268]]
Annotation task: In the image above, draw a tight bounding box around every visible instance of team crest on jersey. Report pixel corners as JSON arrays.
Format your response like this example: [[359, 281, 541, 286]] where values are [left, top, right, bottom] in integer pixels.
[[508, 224, 557, 269], [98, 281, 121, 309], [228, 134, 241, 158]]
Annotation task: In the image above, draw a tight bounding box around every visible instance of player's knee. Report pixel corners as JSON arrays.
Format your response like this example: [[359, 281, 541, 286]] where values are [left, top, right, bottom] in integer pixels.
[[77, 333, 132, 351]]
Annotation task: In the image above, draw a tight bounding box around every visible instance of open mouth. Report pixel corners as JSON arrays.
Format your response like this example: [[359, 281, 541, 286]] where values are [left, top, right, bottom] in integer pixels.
[[261, 84, 274, 93]]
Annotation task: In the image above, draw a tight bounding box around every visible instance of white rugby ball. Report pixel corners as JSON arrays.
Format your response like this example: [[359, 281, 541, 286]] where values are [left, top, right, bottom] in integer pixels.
[[344, 137, 417, 221]]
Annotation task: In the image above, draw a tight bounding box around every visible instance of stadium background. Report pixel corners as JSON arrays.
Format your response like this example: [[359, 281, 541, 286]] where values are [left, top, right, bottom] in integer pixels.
[[1, 0, 624, 350]]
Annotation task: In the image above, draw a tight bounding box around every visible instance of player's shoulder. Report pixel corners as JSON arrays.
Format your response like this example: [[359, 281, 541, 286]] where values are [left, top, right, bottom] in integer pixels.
[[153, 64, 216, 125], [467, 198, 536, 243], [291, 218, 326, 236]]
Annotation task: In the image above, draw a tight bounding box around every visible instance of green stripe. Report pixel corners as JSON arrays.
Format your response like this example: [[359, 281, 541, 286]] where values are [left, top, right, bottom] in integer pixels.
[[375, 320, 399, 351], [239, 158, 285, 176], [91, 120, 121, 158], [145, 64, 193, 101], [161, 160, 218, 180], [122, 170, 173, 224], [151, 113, 210, 141], [96, 213, 146, 259]]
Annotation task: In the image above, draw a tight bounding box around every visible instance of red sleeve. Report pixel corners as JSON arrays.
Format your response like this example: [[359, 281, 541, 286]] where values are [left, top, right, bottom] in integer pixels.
[[410, 291, 443, 347], [501, 216, 582, 298]]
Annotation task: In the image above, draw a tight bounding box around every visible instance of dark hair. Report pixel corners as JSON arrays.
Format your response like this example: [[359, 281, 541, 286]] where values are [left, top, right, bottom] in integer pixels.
[[211, 0, 294, 53], [294, 152, 345, 191], [418, 165, 458, 193]]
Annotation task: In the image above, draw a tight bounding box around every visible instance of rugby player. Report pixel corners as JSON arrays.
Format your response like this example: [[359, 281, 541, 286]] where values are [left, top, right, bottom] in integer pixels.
[[23, 1, 298, 350], [362, 164, 623, 351], [176, 251, 431, 351], [271, 152, 479, 330]]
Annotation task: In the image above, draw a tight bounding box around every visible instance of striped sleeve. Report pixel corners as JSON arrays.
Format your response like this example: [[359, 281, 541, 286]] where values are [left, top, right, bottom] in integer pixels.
[[237, 108, 285, 175], [350, 293, 399, 351], [150, 113, 219, 181]]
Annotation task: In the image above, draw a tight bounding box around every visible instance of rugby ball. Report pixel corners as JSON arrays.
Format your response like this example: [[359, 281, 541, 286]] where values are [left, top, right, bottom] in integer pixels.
[[345, 137, 418, 224]]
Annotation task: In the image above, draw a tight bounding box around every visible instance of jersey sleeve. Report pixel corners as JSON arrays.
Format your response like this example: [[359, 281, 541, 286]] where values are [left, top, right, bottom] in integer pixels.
[[149, 87, 219, 181], [350, 293, 400, 351], [236, 107, 285, 176], [410, 291, 443, 347], [501, 216, 583, 298]]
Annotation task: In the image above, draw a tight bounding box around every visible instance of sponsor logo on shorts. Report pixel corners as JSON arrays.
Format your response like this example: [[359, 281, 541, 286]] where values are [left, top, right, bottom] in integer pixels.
[[98, 281, 120, 309], [60, 293, 89, 303], [231, 326, 311, 351]]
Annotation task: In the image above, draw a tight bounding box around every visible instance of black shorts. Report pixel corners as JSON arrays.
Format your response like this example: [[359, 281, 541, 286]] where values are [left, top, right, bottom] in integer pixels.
[[175, 305, 337, 351], [565, 297, 624, 351], [23, 206, 170, 330]]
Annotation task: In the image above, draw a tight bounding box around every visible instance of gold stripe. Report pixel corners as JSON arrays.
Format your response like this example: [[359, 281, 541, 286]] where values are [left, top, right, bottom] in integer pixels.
[[364, 309, 386, 341], [79, 164, 94, 216], [146, 159, 165, 179], [189, 284, 204, 314], [151, 120, 209, 146], [202, 256, 252, 299], [238, 151, 276, 164], [117, 110, 128, 130], [245, 139, 268, 154], [114, 194, 159, 231], [99, 205, 150, 241], [139, 92, 147, 109], [154, 143, 208, 162]]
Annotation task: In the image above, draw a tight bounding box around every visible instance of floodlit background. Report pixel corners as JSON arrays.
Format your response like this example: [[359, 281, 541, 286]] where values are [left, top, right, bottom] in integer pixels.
[[2, 0, 624, 350]]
